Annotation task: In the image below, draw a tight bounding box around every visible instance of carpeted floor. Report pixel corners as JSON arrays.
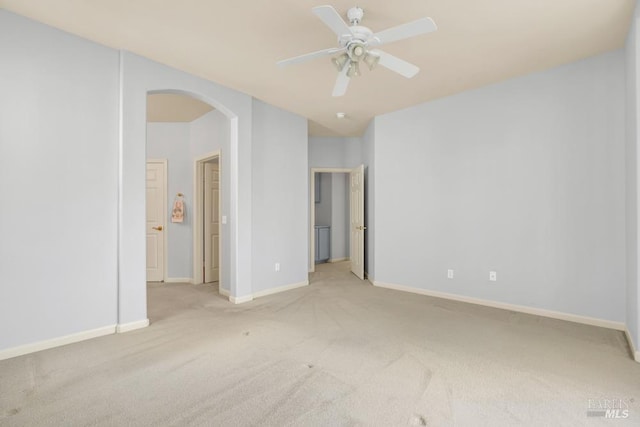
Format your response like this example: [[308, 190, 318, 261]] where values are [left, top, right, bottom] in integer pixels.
[[1, 261, 639, 426]]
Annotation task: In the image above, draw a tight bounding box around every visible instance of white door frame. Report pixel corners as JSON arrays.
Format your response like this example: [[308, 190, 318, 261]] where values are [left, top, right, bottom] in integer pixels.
[[309, 167, 353, 273], [193, 151, 222, 288], [146, 158, 168, 282], [349, 164, 365, 280]]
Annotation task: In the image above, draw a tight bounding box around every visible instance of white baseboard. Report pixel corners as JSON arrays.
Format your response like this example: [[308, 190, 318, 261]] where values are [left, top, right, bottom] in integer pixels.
[[253, 280, 309, 299], [164, 277, 193, 284], [372, 281, 626, 331], [624, 328, 640, 363], [219, 287, 230, 297], [227, 280, 309, 304], [230, 294, 253, 304], [116, 319, 149, 333], [328, 257, 349, 263], [0, 325, 116, 361]]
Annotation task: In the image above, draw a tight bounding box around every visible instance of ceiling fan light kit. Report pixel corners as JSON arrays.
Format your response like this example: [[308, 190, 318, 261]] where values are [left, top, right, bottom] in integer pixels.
[[363, 51, 380, 70], [347, 61, 361, 78], [332, 53, 350, 71], [277, 5, 437, 97]]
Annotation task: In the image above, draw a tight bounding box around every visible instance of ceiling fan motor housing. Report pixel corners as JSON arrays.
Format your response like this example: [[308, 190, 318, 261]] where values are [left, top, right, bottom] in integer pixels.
[[339, 25, 373, 45], [340, 25, 374, 64], [347, 40, 367, 61]]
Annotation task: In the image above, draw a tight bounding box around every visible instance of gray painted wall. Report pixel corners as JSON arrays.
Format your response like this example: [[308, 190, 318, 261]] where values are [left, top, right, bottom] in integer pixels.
[[374, 50, 626, 322], [309, 136, 362, 168], [191, 110, 229, 158], [0, 10, 119, 349], [626, 1, 640, 351], [315, 173, 333, 226], [251, 99, 308, 293]]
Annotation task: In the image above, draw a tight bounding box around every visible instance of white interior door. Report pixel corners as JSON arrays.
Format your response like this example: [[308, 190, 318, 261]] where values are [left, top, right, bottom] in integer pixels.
[[350, 164, 365, 279], [204, 161, 220, 283], [146, 161, 166, 282]]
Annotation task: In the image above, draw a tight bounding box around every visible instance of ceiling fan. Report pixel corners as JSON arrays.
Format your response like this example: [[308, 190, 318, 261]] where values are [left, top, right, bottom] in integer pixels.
[[277, 5, 437, 97]]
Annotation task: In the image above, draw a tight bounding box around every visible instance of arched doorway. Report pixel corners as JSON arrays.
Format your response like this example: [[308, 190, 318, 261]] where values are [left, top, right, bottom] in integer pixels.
[[117, 51, 253, 332]]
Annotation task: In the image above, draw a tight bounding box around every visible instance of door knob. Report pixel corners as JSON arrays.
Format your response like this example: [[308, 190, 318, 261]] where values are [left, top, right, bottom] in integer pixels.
[[152, 226, 163, 231]]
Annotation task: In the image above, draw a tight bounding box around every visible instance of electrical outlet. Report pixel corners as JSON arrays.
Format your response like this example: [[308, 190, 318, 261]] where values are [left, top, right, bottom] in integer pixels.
[[447, 269, 454, 279], [275, 262, 280, 272], [489, 271, 497, 281]]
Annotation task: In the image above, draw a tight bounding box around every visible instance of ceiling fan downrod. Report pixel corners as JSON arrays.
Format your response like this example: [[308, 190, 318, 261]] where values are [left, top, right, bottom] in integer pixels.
[[347, 7, 364, 25]]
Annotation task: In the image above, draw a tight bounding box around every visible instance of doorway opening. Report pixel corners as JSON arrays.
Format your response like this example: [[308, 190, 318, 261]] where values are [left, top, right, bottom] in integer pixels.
[[313, 171, 350, 266], [193, 153, 223, 294], [310, 166, 365, 279], [120, 74, 243, 330], [144, 92, 227, 300]]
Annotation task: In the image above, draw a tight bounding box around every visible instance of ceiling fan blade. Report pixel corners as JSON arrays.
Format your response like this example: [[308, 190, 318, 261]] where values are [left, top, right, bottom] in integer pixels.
[[277, 47, 346, 67], [332, 64, 350, 97], [373, 50, 420, 78], [369, 17, 437, 47], [312, 5, 353, 38]]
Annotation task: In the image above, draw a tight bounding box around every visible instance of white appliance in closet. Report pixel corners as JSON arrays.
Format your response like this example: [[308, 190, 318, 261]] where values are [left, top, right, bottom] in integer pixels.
[[315, 225, 330, 263]]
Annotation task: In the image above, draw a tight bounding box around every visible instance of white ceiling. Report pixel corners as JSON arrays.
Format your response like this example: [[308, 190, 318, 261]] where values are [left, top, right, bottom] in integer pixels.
[[1, 0, 634, 136], [147, 94, 213, 123]]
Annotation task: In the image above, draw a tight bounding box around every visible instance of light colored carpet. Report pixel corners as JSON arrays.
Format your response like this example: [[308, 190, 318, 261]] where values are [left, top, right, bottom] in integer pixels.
[[1, 261, 639, 426]]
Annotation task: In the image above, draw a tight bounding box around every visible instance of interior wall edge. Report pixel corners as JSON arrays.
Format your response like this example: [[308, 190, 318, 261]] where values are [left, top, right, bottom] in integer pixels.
[[116, 319, 150, 333]]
